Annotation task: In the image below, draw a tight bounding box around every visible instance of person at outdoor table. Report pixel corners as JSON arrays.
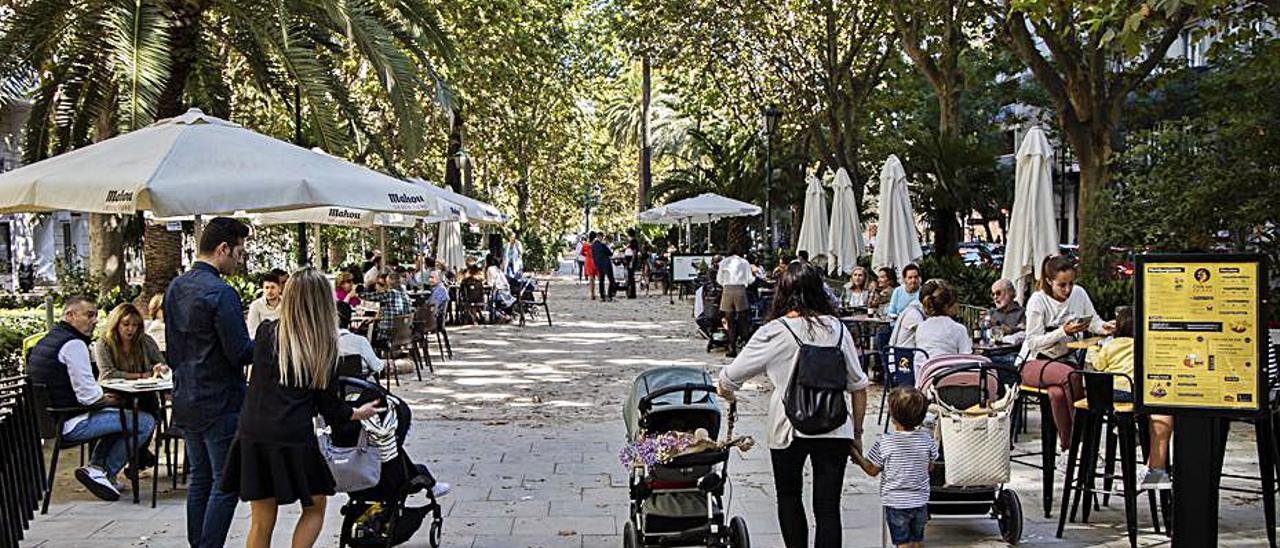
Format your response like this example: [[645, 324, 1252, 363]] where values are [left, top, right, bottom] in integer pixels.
[[844, 266, 872, 309], [164, 217, 254, 548], [486, 255, 517, 319], [771, 254, 794, 281], [95, 303, 168, 381], [1092, 306, 1172, 489], [911, 279, 972, 362], [220, 268, 384, 548], [888, 290, 927, 350], [362, 251, 383, 288], [987, 279, 1026, 345], [717, 262, 870, 548], [886, 263, 922, 320], [1018, 254, 1115, 450], [246, 269, 287, 337], [869, 266, 898, 316], [28, 296, 157, 502], [427, 269, 451, 312], [363, 269, 413, 345], [337, 300, 385, 379], [145, 293, 167, 352], [335, 271, 362, 308], [717, 242, 753, 358], [592, 233, 617, 302]]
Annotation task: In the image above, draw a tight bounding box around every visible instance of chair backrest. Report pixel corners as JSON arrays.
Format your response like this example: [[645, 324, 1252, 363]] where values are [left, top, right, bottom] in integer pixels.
[[421, 303, 439, 332], [884, 346, 930, 388], [461, 280, 487, 304], [336, 354, 364, 378], [1076, 370, 1130, 413], [28, 383, 61, 440], [22, 331, 48, 370], [389, 315, 415, 347]]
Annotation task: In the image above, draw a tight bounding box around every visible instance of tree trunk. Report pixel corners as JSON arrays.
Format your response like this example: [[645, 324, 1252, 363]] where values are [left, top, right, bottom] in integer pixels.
[[938, 85, 962, 138], [144, 0, 205, 298], [638, 54, 652, 213], [932, 206, 961, 257], [445, 105, 465, 193], [89, 214, 126, 294], [1074, 145, 1109, 276]]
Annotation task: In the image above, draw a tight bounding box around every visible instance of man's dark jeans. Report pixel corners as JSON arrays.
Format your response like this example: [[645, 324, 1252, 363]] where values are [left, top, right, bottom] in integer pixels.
[[184, 413, 239, 548]]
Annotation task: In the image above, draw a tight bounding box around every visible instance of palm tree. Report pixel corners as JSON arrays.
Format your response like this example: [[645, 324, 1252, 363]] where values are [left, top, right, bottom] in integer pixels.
[[600, 65, 694, 210], [0, 0, 456, 298], [650, 127, 762, 252]]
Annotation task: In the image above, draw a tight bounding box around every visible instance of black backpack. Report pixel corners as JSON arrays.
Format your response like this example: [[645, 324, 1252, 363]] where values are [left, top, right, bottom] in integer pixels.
[[780, 319, 851, 435]]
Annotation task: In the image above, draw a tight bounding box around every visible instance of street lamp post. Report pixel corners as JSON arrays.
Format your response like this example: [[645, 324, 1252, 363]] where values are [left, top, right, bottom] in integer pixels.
[[761, 104, 781, 253]]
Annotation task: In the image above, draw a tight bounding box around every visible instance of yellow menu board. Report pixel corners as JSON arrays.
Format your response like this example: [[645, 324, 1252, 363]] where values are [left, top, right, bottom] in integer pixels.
[[1139, 259, 1261, 412]]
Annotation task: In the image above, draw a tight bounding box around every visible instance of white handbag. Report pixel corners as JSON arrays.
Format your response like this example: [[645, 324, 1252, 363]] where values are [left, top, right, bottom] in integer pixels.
[[932, 388, 1015, 487]]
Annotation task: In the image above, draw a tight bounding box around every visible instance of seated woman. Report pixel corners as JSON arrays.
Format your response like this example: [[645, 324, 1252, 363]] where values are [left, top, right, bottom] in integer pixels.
[[911, 279, 972, 362], [145, 294, 167, 353], [1019, 255, 1115, 451], [844, 267, 872, 309], [334, 271, 362, 308], [95, 303, 169, 382], [336, 302, 384, 378], [1092, 306, 1172, 489], [485, 255, 516, 320]]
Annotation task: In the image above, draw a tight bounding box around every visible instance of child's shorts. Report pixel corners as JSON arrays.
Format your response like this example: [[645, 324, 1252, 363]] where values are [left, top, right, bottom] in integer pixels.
[[885, 505, 928, 545]]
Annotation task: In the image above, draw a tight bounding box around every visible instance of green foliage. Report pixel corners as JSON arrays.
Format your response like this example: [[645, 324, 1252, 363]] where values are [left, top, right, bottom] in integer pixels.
[[915, 256, 1000, 308], [53, 259, 96, 303], [519, 230, 563, 274], [1077, 273, 1134, 323], [99, 284, 142, 312], [0, 311, 47, 370]]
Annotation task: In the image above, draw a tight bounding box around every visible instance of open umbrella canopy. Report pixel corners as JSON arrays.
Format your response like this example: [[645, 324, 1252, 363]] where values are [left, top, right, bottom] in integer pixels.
[[636, 193, 761, 224], [251, 206, 453, 228], [408, 178, 508, 225], [1002, 127, 1059, 300], [871, 155, 923, 271], [437, 221, 466, 271], [0, 108, 443, 217], [827, 167, 866, 274], [796, 174, 829, 257]]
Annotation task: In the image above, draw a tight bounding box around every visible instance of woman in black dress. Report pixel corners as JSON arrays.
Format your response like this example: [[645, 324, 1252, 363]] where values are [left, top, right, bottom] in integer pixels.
[[221, 267, 383, 548]]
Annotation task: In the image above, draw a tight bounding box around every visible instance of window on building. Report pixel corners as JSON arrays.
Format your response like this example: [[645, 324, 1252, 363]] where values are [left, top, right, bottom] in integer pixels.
[[0, 222, 10, 274], [60, 221, 76, 266]]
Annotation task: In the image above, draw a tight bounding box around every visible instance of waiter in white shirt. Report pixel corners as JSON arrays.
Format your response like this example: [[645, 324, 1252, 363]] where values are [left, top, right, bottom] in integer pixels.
[[717, 243, 754, 357]]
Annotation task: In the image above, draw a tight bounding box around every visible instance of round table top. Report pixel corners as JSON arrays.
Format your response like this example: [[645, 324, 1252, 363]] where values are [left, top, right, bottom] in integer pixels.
[[1067, 336, 1107, 349]]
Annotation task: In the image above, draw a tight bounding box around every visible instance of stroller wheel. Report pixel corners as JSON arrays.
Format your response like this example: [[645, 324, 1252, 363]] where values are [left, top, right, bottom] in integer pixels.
[[623, 520, 640, 548], [995, 489, 1023, 545], [428, 519, 442, 548], [729, 516, 750, 548]]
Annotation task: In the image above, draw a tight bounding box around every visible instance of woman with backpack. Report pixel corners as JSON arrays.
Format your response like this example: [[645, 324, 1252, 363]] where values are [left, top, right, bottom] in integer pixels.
[[717, 262, 871, 548]]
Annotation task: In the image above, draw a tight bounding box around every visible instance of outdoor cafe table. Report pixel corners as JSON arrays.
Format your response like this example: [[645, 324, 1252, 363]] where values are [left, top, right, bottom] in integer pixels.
[[99, 377, 172, 507], [973, 341, 1019, 357]]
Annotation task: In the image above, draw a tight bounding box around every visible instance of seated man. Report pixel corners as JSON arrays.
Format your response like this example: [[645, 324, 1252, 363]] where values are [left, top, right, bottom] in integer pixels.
[[27, 296, 157, 502], [361, 269, 413, 347], [986, 278, 1027, 371], [428, 269, 450, 314], [336, 302, 384, 378]]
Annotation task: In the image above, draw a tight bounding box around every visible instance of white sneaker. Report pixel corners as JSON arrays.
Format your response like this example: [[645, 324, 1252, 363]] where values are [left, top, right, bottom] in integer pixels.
[[431, 482, 452, 498], [1139, 466, 1172, 490], [75, 466, 121, 502]]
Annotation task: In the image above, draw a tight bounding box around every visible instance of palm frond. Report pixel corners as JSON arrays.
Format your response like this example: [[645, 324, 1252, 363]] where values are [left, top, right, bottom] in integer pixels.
[[103, 0, 170, 130]]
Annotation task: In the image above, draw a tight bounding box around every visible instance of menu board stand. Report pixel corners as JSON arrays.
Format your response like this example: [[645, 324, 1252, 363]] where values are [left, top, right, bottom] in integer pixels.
[[1136, 253, 1270, 547]]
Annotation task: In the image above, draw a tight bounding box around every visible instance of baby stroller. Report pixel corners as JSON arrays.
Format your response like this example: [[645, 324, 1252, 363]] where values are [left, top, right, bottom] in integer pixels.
[[623, 366, 749, 548], [331, 377, 445, 548], [915, 354, 1023, 545]]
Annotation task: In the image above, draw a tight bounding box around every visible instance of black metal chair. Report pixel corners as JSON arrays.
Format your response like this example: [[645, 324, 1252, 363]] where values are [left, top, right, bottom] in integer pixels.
[[30, 383, 123, 514], [877, 346, 929, 431], [518, 280, 553, 327], [0, 375, 46, 546]]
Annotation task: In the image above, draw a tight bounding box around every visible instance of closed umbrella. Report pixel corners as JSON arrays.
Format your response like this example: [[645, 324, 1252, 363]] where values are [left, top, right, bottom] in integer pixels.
[[1001, 127, 1059, 300], [0, 108, 444, 216], [437, 221, 466, 272], [871, 155, 923, 271], [796, 175, 829, 258], [827, 167, 866, 274]]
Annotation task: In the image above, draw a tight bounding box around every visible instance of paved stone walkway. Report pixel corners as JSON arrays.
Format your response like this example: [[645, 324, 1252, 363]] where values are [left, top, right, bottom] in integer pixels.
[[21, 275, 1277, 547]]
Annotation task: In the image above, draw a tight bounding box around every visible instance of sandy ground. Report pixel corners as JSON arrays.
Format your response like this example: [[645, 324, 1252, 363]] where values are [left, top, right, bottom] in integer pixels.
[[21, 267, 1280, 547]]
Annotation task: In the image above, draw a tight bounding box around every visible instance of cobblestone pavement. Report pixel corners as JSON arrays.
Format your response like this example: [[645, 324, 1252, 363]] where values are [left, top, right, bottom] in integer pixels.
[[22, 275, 1276, 547]]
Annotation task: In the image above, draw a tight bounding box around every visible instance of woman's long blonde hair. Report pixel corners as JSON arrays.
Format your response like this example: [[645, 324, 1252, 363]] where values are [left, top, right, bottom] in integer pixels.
[[276, 267, 338, 390], [103, 303, 146, 371]]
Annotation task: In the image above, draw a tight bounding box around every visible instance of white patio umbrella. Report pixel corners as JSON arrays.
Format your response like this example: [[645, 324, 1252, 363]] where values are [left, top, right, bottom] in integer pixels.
[[437, 221, 466, 272], [252, 207, 436, 229], [0, 108, 443, 216], [796, 174, 829, 259], [407, 178, 508, 225], [871, 155, 923, 271], [827, 167, 866, 274], [1001, 127, 1059, 300], [636, 193, 761, 249]]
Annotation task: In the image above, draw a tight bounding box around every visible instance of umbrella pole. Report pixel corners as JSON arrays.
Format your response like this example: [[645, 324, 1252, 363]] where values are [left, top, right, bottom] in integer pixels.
[[379, 226, 386, 266]]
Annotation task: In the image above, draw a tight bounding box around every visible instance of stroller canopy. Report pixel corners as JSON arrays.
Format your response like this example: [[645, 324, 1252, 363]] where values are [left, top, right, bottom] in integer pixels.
[[624, 366, 721, 440]]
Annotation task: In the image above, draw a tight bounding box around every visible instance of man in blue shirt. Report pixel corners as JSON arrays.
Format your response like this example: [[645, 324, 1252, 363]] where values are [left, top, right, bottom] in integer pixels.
[[887, 263, 922, 319], [164, 217, 253, 548]]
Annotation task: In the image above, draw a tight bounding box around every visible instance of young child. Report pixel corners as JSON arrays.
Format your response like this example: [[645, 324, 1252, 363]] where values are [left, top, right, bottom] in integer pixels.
[[1092, 305, 1173, 489], [853, 386, 937, 548]]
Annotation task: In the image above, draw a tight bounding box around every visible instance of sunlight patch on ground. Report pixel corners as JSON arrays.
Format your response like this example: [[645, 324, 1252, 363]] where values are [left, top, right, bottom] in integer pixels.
[[453, 377, 536, 386], [604, 357, 716, 368], [555, 320, 684, 331]]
